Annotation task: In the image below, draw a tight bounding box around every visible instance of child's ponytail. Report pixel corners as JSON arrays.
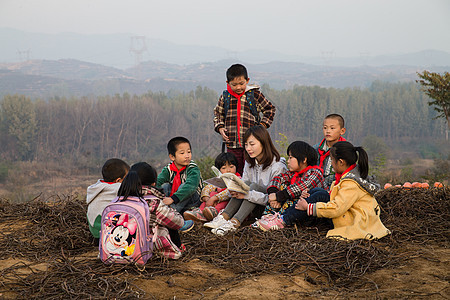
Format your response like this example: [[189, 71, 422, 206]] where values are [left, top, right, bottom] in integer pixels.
[[117, 170, 143, 201], [331, 141, 370, 179], [354, 146, 369, 179]]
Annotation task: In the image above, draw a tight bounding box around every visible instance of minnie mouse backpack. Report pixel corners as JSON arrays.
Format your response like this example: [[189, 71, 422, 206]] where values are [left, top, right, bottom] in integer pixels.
[[99, 196, 153, 265]]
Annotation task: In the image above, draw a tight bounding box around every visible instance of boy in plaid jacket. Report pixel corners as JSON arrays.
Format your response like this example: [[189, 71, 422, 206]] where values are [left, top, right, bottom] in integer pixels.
[[213, 64, 276, 174]]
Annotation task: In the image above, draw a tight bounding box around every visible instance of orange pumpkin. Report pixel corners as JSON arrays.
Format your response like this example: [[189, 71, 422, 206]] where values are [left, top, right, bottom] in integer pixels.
[[403, 182, 412, 188], [395, 184, 402, 188], [421, 182, 429, 189], [384, 183, 392, 189], [412, 182, 422, 188], [434, 182, 444, 188]]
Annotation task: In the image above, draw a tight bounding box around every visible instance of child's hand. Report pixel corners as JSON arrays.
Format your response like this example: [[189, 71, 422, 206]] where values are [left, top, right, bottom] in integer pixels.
[[295, 198, 308, 211], [219, 128, 229, 142], [230, 191, 246, 199], [201, 196, 210, 203], [268, 193, 277, 202], [269, 200, 281, 209], [301, 189, 310, 199], [163, 197, 174, 206], [205, 195, 219, 207]]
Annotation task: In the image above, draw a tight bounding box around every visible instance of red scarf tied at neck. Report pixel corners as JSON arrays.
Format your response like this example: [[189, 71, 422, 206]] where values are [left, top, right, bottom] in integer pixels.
[[317, 136, 346, 169], [169, 162, 186, 196], [290, 165, 322, 185], [227, 84, 246, 146], [334, 164, 356, 186]]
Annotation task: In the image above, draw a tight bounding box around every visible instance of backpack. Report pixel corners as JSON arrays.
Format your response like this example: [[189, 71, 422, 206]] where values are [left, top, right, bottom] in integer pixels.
[[222, 89, 261, 124], [99, 196, 152, 265]]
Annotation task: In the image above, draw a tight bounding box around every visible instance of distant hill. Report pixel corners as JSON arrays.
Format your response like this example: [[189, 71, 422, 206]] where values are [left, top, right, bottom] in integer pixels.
[[0, 57, 449, 99], [2, 28, 450, 68]]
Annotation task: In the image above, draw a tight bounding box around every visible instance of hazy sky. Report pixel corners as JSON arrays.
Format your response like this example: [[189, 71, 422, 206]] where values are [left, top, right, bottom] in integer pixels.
[[1, 0, 449, 57]]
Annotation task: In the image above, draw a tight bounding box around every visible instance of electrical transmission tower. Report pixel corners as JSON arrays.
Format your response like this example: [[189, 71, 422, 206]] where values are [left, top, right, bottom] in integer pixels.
[[321, 51, 335, 66], [130, 36, 148, 79], [17, 49, 31, 62]]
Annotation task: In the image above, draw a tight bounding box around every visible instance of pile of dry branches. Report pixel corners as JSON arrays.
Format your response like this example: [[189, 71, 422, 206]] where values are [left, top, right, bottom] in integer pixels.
[[0, 187, 448, 299]]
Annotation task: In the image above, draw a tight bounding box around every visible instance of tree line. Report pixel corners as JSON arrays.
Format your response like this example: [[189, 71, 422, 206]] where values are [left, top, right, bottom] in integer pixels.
[[0, 81, 446, 166]]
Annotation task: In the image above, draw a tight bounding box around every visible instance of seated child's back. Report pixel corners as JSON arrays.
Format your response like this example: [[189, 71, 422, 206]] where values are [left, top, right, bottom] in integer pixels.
[[86, 158, 130, 239], [132, 162, 186, 259]]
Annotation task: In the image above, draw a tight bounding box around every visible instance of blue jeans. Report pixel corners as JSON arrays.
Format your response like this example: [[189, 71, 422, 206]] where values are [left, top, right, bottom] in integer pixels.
[[282, 188, 330, 226], [161, 183, 201, 214]]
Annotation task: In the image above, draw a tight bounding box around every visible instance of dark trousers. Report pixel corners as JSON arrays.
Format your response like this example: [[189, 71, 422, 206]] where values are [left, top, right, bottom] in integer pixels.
[[282, 188, 330, 226], [162, 183, 201, 214], [168, 229, 181, 247]]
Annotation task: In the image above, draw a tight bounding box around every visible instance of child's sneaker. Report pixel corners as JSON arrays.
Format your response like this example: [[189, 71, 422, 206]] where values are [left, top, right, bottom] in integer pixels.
[[180, 220, 194, 232], [202, 206, 218, 221], [204, 213, 227, 229], [251, 214, 275, 228], [211, 219, 238, 236], [257, 213, 285, 231], [183, 208, 207, 222]]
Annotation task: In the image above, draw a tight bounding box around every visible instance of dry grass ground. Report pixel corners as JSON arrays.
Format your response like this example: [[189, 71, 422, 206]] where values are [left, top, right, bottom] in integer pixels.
[[0, 185, 448, 299]]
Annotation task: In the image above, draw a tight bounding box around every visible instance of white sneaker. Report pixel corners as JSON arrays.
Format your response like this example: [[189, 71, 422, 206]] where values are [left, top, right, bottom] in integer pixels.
[[204, 213, 227, 229], [211, 220, 238, 236]]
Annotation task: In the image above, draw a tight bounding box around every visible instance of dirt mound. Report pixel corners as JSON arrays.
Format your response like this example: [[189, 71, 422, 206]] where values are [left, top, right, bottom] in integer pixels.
[[0, 187, 448, 299]]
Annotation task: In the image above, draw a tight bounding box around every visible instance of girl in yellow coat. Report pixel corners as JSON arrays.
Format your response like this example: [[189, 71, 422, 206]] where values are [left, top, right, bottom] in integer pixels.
[[296, 141, 390, 240]]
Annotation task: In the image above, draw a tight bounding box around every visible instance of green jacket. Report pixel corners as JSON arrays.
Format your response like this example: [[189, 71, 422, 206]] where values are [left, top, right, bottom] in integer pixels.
[[156, 160, 203, 204]]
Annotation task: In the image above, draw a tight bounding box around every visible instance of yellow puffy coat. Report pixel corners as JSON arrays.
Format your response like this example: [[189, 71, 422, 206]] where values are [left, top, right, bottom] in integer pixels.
[[314, 169, 390, 240]]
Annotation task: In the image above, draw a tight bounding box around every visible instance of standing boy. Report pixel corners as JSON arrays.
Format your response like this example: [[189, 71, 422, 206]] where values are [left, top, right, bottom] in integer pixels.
[[213, 64, 276, 174], [86, 158, 130, 241], [313, 114, 346, 189], [157, 136, 203, 214]]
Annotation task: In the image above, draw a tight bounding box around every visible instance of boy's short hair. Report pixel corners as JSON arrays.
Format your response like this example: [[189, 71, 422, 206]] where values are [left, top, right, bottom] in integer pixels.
[[214, 152, 238, 170], [325, 113, 345, 128], [287, 141, 318, 167], [226, 64, 248, 82], [167, 136, 191, 156], [102, 158, 130, 182], [130, 162, 157, 186]]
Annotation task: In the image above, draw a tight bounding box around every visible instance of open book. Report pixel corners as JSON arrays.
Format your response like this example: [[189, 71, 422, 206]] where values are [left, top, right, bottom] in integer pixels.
[[204, 166, 250, 194]]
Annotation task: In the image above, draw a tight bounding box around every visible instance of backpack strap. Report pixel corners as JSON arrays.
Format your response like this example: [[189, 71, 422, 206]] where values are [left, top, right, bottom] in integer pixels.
[[222, 90, 232, 121]]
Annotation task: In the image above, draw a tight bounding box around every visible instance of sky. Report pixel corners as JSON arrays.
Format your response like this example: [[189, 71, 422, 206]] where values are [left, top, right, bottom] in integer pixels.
[[1, 0, 450, 58]]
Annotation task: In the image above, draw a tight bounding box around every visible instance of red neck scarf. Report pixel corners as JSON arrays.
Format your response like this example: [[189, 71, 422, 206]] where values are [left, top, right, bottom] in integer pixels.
[[334, 164, 356, 186], [290, 165, 322, 185], [100, 180, 117, 184], [227, 84, 245, 146], [317, 136, 346, 169], [169, 162, 187, 196]]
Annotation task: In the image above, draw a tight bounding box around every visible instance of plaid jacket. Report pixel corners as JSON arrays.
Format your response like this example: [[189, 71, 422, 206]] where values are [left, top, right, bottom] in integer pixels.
[[213, 85, 276, 148], [267, 167, 325, 203], [142, 186, 184, 259]]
